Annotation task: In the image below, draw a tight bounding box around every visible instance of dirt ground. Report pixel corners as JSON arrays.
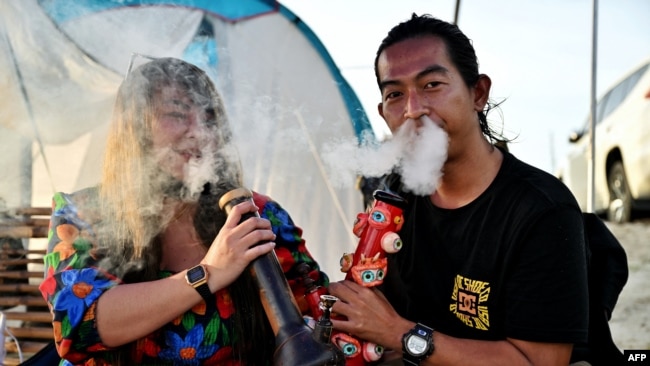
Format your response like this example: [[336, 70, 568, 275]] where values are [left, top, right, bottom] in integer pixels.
[[605, 219, 650, 351]]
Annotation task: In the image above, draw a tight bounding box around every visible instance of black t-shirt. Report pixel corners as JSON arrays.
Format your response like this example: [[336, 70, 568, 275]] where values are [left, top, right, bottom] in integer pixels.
[[381, 151, 589, 344]]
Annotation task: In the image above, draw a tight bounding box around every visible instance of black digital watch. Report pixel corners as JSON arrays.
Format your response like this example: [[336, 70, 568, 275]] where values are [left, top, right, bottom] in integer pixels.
[[402, 323, 435, 365]]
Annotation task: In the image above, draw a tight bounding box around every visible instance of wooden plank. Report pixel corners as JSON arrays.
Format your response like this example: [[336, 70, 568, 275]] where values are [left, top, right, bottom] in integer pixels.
[[6, 326, 54, 339], [0, 357, 21, 366], [0, 219, 49, 228], [0, 207, 55, 363], [0, 296, 48, 307], [4, 340, 50, 354], [0, 249, 46, 257], [0, 257, 44, 267], [4, 311, 52, 323], [0, 271, 45, 279], [0, 226, 49, 238], [7, 207, 52, 216], [0, 283, 41, 293], [14, 218, 50, 227]]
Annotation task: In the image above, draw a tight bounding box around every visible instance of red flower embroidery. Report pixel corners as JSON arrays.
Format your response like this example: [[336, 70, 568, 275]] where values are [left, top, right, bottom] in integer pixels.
[[39, 266, 57, 298], [274, 246, 295, 273], [216, 289, 234, 319]]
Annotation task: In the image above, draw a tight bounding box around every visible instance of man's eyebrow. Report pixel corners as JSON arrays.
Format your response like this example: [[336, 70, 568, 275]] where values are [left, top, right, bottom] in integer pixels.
[[417, 64, 449, 79], [379, 64, 450, 92]]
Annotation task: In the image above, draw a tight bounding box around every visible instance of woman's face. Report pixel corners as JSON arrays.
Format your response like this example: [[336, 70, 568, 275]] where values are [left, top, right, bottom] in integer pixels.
[[151, 84, 210, 181]]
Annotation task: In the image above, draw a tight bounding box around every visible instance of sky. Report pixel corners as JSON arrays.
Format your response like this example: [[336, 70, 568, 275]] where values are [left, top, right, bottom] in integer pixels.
[[280, 0, 650, 175]]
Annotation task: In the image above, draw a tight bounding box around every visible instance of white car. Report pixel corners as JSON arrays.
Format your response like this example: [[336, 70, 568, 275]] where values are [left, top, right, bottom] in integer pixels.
[[557, 58, 650, 223]]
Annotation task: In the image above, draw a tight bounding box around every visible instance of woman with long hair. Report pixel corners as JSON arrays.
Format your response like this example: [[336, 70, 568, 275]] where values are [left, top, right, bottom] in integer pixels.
[[40, 57, 327, 365]]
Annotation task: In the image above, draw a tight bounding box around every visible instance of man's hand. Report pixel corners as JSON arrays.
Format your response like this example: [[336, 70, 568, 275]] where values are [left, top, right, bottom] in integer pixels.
[[328, 280, 414, 351], [328, 281, 573, 366]]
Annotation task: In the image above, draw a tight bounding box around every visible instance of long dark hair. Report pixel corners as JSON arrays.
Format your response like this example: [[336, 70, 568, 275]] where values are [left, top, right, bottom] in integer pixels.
[[194, 184, 275, 365]]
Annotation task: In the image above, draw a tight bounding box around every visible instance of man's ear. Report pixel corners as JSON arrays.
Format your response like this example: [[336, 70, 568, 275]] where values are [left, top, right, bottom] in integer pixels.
[[474, 74, 492, 111], [377, 102, 385, 120]]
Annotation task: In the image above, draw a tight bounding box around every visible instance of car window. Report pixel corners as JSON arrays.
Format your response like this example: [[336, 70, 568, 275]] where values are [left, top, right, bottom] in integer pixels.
[[598, 62, 649, 124], [623, 62, 649, 95], [574, 61, 648, 140], [596, 92, 610, 124], [600, 84, 625, 123]]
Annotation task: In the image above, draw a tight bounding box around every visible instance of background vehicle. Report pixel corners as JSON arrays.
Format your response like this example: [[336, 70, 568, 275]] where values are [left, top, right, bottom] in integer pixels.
[[557, 58, 650, 223]]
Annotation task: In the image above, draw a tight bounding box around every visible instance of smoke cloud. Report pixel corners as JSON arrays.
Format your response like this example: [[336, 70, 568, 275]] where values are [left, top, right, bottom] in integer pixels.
[[179, 122, 242, 201], [323, 115, 448, 196]]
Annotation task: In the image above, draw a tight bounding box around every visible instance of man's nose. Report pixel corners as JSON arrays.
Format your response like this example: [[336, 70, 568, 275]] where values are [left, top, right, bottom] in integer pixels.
[[404, 91, 428, 120]]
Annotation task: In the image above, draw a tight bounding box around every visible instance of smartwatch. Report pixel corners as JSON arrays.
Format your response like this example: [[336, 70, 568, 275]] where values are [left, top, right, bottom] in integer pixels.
[[402, 323, 435, 365], [185, 264, 212, 302]]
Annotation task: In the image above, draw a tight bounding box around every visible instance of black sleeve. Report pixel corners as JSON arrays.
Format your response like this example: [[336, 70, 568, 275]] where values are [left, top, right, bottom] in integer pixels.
[[504, 206, 589, 343], [582, 212, 628, 318]]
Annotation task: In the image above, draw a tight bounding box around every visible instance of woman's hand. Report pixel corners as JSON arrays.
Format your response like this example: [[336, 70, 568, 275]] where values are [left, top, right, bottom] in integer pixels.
[[201, 199, 276, 291]]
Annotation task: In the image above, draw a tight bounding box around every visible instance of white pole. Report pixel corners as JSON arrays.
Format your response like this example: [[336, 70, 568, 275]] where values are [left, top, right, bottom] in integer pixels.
[[587, 0, 598, 213], [0, 311, 5, 362]]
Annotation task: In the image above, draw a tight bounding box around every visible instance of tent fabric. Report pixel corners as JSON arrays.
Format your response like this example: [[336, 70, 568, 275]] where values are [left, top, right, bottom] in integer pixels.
[[0, 0, 122, 143], [0, 0, 374, 279]]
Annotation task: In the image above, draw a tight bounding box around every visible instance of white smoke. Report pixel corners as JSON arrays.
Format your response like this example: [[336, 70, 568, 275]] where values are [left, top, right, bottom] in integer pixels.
[[323, 115, 448, 196], [183, 131, 242, 200], [183, 134, 219, 199]]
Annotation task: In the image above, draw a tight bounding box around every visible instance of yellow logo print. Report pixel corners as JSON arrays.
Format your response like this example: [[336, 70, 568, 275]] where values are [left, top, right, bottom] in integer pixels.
[[449, 274, 490, 330]]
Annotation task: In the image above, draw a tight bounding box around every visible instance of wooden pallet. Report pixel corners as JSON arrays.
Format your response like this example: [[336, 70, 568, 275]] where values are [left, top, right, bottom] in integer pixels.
[[0, 207, 54, 364]]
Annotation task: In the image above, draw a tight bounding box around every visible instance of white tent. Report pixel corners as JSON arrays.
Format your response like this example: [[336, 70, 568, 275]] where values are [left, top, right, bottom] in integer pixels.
[[0, 0, 374, 279]]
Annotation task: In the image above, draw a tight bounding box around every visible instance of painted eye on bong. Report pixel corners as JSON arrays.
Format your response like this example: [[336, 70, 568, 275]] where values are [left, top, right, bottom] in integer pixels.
[[371, 210, 386, 223]]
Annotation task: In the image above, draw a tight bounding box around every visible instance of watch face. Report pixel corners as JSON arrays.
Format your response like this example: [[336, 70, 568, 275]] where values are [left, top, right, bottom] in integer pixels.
[[406, 335, 428, 356], [187, 265, 206, 283]]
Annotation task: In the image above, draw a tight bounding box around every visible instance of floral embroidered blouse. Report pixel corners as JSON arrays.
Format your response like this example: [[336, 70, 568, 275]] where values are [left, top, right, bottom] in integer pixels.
[[39, 188, 328, 365]]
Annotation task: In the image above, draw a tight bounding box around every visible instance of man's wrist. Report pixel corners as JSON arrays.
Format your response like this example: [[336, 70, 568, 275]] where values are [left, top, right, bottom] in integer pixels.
[[402, 323, 435, 365]]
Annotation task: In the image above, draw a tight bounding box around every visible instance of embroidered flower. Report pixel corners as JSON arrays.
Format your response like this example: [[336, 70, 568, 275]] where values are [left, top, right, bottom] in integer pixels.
[[57, 223, 79, 242], [53, 321, 62, 342], [54, 200, 94, 236], [135, 336, 161, 363], [262, 202, 301, 243], [159, 325, 218, 365], [216, 289, 234, 319], [204, 345, 235, 364], [192, 300, 207, 316], [53, 268, 114, 327], [50, 226, 78, 261], [39, 265, 57, 298], [173, 300, 207, 326], [274, 246, 295, 273], [57, 338, 72, 358]]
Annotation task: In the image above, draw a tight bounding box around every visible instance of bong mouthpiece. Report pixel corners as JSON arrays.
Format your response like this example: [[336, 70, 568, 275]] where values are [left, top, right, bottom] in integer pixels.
[[218, 187, 258, 223], [319, 295, 338, 315]]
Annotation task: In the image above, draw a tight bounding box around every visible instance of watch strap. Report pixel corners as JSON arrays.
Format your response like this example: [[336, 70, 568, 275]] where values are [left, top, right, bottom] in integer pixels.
[[195, 282, 213, 302], [402, 323, 434, 365]]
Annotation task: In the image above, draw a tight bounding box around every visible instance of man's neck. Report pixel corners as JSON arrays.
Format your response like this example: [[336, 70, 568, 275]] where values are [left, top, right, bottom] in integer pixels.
[[431, 143, 503, 209]]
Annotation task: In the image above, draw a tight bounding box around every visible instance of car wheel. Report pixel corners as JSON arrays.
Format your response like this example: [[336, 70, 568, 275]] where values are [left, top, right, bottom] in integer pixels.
[[607, 161, 632, 223]]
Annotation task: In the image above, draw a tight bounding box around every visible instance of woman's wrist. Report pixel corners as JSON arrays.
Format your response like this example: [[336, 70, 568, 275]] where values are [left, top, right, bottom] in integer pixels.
[[200, 263, 222, 293]]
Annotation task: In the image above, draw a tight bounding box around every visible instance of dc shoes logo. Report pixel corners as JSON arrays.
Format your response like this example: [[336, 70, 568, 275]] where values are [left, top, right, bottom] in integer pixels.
[[449, 274, 490, 331]]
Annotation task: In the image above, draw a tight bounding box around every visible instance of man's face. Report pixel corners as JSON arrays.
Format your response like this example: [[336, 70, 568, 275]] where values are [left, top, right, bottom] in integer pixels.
[[376, 35, 482, 155]]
